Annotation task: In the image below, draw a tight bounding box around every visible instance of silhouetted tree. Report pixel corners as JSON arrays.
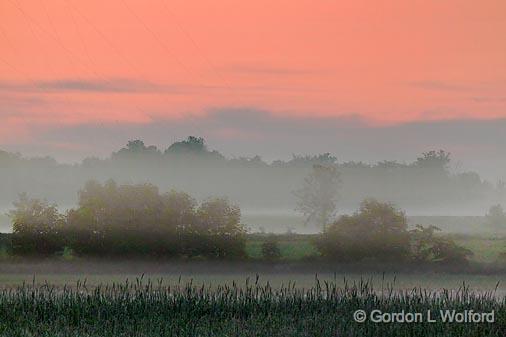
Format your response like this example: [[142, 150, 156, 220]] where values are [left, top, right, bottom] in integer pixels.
[[415, 150, 451, 172]]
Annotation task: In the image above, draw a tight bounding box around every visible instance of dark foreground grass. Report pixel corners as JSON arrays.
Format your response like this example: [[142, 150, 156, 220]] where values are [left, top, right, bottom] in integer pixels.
[[0, 277, 504, 337]]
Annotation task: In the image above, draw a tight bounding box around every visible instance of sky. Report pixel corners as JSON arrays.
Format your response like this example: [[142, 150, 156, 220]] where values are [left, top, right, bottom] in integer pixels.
[[1, 0, 506, 179]]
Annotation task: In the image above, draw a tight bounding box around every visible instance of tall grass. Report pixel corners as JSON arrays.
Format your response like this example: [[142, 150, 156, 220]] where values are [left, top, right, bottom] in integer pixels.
[[0, 276, 504, 336]]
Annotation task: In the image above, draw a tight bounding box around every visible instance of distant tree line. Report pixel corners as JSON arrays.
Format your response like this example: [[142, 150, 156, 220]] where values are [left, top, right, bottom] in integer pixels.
[[9, 180, 246, 258], [1, 136, 504, 212]]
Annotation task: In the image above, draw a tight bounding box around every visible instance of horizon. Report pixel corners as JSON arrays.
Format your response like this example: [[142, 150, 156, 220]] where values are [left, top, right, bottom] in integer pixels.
[[1, 1, 506, 180]]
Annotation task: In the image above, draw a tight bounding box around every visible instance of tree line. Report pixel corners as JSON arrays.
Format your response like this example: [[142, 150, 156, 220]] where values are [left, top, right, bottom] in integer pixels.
[[6, 180, 474, 264], [1, 136, 503, 213]]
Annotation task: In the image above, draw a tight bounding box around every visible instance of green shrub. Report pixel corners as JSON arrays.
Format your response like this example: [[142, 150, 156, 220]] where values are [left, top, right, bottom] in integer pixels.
[[261, 235, 281, 260], [9, 181, 246, 259], [316, 199, 410, 262]]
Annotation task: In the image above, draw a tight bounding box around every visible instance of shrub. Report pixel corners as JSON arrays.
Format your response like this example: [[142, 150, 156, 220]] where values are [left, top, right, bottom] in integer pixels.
[[261, 235, 281, 260], [316, 199, 411, 262], [9, 194, 65, 256], [10, 181, 247, 259], [410, 225, 473, 264]]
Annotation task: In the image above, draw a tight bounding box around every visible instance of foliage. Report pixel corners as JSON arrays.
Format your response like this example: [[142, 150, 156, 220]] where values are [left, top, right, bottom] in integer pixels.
[[9, 194, 65, 256], [316, 199, 411, 261], [410, 225, 473, 264], [294, 164, 341, 228], [317, 199, 474, 264], [414, 150, 451, 172], [182, 197, 246, 258], [0, 278, 503, 337], [261, 235, 281, 260], [165, 136, 224, 159], [10, 181, 246, 258], [0, 139, 499, 214]]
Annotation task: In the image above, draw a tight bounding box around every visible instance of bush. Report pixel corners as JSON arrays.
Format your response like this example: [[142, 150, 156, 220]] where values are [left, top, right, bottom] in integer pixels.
[[9, 181, 246, 259], [182, 197, 246, 258], [9, 194, 65, 256], [316, 199, 411, 262], [410, 225, 473, 264], [261, 235, 281, 260]]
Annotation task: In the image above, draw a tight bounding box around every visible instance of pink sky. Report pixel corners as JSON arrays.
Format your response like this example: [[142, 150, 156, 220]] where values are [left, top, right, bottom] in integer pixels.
[[1, 0, 506, 145]]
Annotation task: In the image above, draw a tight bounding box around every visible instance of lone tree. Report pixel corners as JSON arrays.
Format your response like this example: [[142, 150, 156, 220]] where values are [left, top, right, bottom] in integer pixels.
[[294, 164, 340, 228]]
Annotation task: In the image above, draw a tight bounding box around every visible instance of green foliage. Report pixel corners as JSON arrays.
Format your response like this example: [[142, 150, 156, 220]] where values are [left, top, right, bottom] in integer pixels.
[[182, 197, 246, 258], [261, 235, 281, 260], [9, 194, 65, 256], [294, 164, 341, 228], [316, 199, 474, 264], [410, 225, 473, 264], [59, 246, 75, 261], [316, 199, 411, 261], [10, 181, 246, 259], [0, 278, 503, 337]]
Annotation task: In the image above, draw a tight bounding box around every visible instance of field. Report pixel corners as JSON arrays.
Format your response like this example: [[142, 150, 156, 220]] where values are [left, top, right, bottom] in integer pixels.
[[244, 234, 506, 264], [0, 271, 504, 337], [0, 213, 505, 336]]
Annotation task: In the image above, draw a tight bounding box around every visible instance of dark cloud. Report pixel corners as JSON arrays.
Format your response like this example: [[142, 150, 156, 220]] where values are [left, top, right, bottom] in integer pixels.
[[0, 79, 178, 93]]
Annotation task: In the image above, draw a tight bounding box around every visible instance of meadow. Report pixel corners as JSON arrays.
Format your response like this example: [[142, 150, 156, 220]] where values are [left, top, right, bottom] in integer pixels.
[[0, 275, 504, 337], [1, 206, 505, 336]]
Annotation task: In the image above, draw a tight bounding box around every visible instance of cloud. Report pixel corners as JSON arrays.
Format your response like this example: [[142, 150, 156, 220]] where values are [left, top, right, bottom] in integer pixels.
[[408, 81, 474, 92], [0, 79, 178, 94]]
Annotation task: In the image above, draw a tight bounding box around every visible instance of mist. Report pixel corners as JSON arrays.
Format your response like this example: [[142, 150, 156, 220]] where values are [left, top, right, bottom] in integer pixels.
[[1, 135, 504, 234]]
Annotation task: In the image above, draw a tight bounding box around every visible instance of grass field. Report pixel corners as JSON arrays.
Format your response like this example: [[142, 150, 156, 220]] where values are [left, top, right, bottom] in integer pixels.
[[452, 236, 506, 264], [245, 234, 506, 264], [0, 275, 504, 337]]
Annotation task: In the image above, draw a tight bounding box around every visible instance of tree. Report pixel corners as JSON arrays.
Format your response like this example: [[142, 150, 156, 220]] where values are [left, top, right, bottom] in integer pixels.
[[409, 224, 442, 262], [316, 199, 411, 261], [187, 197, 246, 258], [9, 194, 65, 255], [164, 136, 225, 160], [112, 140, 161, 159], [415, 150, 451, 172], [67, 180, 247, 258], [294, 164, 341, 228]]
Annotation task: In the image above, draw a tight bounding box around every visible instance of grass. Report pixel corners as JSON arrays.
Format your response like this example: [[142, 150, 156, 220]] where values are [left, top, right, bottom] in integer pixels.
[[246, 234, 506, 264], [246, 236, 318, 260], [452, 236, 506, 264], [0, 277, 504, 337]]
